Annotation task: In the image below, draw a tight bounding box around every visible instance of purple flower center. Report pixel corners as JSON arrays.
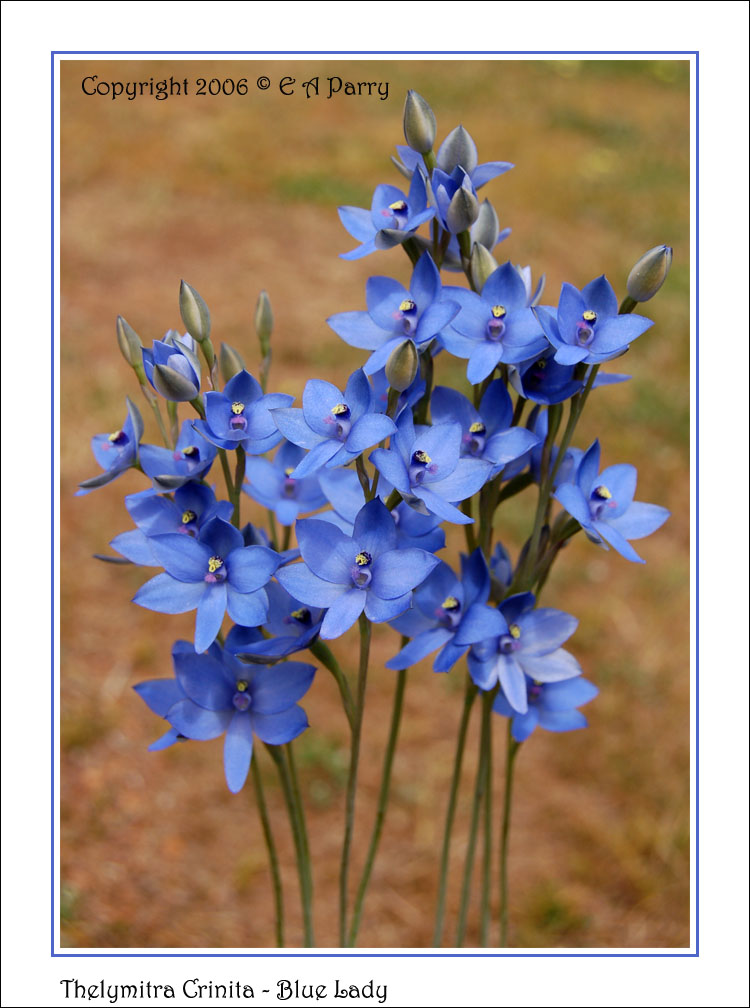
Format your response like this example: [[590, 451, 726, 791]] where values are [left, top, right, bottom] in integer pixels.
[[204, 554, 227, 584], [107, 429, 128, 448], [232, 680, 252, 711], [436, 595, 462, 629], [325, 403, 352, 440], [409, 448, 437, 485], [179, 509, 198, 535], [396, 298, 418, 335], [464, 421, 487, 456], [282, 468, 298, 497], [351, 550, 373, 589], [528, 681, 543, 703], [498, 623, 522, 654], [382, 198, 409, 229], [589, 484, 616, 520], [486, 305, 507, 342], [230, 402, 248, 431], [288, 607, 312, 626], [575, 309, 598, 347]]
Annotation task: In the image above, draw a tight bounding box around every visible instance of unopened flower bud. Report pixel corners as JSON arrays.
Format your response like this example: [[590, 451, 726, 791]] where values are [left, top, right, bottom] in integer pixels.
[[179, 280, 211, 343], [152, 363, 201, 402], [403, 90, 436, 155], [446, 186, 479, 235], [220, 342, 246, 383], [436, 124, 478, 175], [254, 290, 273, 357], [626, 245, 673, 302], [116, 315, 142, 367], [472, 199, 500, 250], [470, 243, 499, 292], [385, 339, 418, 392]]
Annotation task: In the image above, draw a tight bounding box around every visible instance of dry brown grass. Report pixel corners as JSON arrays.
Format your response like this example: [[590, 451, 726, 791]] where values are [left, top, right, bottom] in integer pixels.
[[60, 58, 690, 949]]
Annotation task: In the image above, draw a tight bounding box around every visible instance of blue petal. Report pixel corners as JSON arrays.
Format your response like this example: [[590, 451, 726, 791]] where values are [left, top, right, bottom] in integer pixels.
[[364, 591, 412, 623], [537, 709, 587, 733], [172, 648, 230, 709], [540, 677, 598, 712], [195, 584, 227, 652], [133, 573, 206, 614], [369, 448, 411, 495], [276, 564, 350, 606], [466, 343, 504, 384], [338, 204, 374, 242], [327, 311, 390, 350], [227, 545, 280, 593], [272, 408, 324, 450], [346, 413, 397, 453], [167, 698, 231, 740], [518, 608, 578, 655], [413, 487, 473, 524], [454, 604, 506, 646], [320, 589, 367, 639], [371, 548, 440, 599], [226, 585, 268, 628], [594, 521, 645, 563], [607, 502, 669, 540], [497, 654, 528, 713], [366, 275, 407, 329], [251, 662, 316, 715], [251, 705, 308, 745], [428, 458, 492, 502], [553, 483, 591, 527], [386, 627, 453, 669], [296, 518, 354, 583], [290, 439, 341, 478], [147, 533, 210, 582], [110, 529, 157, 566], [510, 708, 539, 742], [133, 679, 184, 717], [580, 275, 618, 318], [353, 498, 399, 555], [520, 647, 582, 682], [302, 379, 345, 435], [224, 712, 254, 793]]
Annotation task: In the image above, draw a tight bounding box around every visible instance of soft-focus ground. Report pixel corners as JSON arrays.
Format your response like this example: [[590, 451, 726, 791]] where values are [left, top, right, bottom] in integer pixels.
[[60, 58, 691, 949]]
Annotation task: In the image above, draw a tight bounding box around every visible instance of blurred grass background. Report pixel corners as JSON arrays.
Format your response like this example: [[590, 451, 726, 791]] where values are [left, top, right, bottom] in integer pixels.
[[60, 58, 690, 948]]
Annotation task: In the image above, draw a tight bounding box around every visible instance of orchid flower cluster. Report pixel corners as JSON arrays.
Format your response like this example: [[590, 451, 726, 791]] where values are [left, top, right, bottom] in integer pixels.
[[78, 90, 672, 949]]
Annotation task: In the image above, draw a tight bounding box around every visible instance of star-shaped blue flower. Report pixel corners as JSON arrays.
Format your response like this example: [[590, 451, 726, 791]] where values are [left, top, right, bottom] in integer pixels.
[[553, 439, 670, 563], [338, 170, 435, 260], [139, 419, 218, 491], [194, 370, 292, 455], [244, 440, 327, 526], [370, 408, 492, 525], [133, 516, 280, 652], [272, 370, 397, 478], [326, 253, 459, 375], [493, 674, 598, 743], [77, 397, 143, 495], [276, 498, 440, 639], [467, 592, 582, 714], [142, 332, 201, 401], [535, 276, 652, 366]]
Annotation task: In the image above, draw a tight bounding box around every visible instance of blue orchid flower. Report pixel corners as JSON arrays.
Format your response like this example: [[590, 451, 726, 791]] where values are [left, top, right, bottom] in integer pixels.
[[194, 370, 292, 455], [110, 482, 232, 565], [138, 419, 217, 492], [149, 640, 315, 793], [370, 408, 492, 525], [338, 170, 435, 260], [276, 498, 440, 640], [387, 550, 506, 673], [142, 332, 201, 401], [244, 440, 327, 526], [326, 253, 459, 375], [430, 380, 540, 477], [228, 582, 325, 662], [553, 439, 670, 563], [132, 516, 280, 652], [271, 370, 396, 479], [535, 276, 653, 366], [77, 397, 143, 495], [467, 592, 582, 714], [493, 674, 599, 743], [441, 262, 549, 383], [317, 467, 446, 554]]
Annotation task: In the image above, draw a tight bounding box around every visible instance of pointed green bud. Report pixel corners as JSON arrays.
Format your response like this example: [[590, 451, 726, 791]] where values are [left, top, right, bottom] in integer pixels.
[[116, 315, 142, 367], [254, 290, 273, 355], [626, 245, 673, 301], [472, 199, 500, 250], [470, 243, 499, 292], [403, 90, 436, 155], [436, 125, 478, 175], [385, 338, 418, 392], [220, 341, 246, 383], [153, 363, 201, 402], [447, 186, 479, 235], [179, 279, 211, 343]]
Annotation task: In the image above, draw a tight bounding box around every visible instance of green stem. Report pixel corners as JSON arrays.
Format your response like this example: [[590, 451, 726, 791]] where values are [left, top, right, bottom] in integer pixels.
[[266, 510, 279, 551], [511, 394, 526, 428], [433, 676, 478, 947], [309, 640, 354, 730], [499, 723, 520, 947], [347, 664, 408, 946], [267, 744, 315, 947], [355, 454, 371, 500], [282, 523, 292, 553], [339, 614, 371, 945], [217, 449, 236, 522], [148, 398, 172, 449], [285, 743, 314, 943], [250, 757, 284, 947], [480, 692, 494, 947], [413, 350, 434, 425], [166, 400, 179, 447], [232, 445, 246, 527], [618, 294, 638, 315], [455, 689, 492, 947]]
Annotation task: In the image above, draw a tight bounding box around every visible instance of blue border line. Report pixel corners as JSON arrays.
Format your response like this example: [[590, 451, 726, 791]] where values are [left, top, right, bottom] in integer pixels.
[[51, 49, 697, 959]]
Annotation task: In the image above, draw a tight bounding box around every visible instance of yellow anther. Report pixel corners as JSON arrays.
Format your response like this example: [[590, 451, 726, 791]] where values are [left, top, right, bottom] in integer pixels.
[[413, 449, 431, 464], [207, 556, 224, 573], [355, 552, 371, 567], [509, 623, 521, 639], [491, 305, 507, 318], [107, 430, 122, 442], [284, 467, 295, 477], [181, 510, 197, 524], [441, 596, 460, 611], [582, 309, 597, 322], [183, 445, 198, 456], [595, 485, 612, 499], [231, 401, 245, 415], [331, 403, 349, 416], [291, 608, 310, 621], [536, 358, 547, 369], [236, 680, 248, 692], [399, 298, 416, 312], [469, 421, 486, 434], [388, 200, 407, 211]]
